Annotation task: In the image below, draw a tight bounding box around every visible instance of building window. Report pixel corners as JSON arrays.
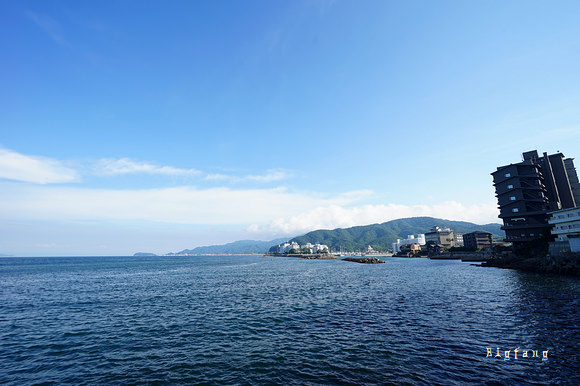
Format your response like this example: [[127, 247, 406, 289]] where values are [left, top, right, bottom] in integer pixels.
[[512, 208, 519, 212], [505, 173, 511, 177], [510, 196, 516, 200], [507, 184, 514, 189]]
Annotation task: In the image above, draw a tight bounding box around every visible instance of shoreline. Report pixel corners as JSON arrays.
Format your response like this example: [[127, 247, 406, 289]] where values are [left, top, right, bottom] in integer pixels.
[[482, 253, 580, 276]]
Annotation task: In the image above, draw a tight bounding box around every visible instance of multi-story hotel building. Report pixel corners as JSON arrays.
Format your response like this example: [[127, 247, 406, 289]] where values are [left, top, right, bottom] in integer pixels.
[[548, 207, 580, 253], [491, 150, 580, 252], [424, 226, 462, 248], [463, 231, 493, 250]]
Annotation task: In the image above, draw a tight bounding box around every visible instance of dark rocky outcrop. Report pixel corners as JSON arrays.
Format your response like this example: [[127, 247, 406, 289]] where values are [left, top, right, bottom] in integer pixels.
[[289, 254, 337, 259], [342, 257, 385, 264]]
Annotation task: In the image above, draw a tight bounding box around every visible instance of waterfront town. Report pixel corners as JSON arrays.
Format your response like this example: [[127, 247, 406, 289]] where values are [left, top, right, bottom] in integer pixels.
[[272, 149, 580, 273]]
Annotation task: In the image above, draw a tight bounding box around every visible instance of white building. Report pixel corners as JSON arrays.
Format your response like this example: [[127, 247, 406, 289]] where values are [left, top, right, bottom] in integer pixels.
[[313, 243, 329, 253], [454, 233, 464, 247], [548, 206, 580, 252], [278, 241, 300, 253], [278, 243, 290, 253], [392, 234, 426, 253]]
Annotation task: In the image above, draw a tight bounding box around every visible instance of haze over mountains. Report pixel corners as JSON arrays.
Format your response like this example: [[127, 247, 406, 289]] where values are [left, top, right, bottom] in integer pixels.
[[164, 217, 503, 255]]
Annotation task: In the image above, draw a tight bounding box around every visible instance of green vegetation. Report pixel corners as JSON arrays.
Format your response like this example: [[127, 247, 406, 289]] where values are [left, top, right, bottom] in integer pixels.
[[287, 217, 503, 252]]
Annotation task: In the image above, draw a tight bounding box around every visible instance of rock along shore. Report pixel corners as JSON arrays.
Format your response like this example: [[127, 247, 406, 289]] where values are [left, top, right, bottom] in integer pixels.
[[287, 254, 337, 260], [482, 253, 580, 276]]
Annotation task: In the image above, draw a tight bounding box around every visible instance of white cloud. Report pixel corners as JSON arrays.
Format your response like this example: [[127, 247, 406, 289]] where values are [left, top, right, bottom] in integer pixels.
[[0, 148, 80, 184], [0, 178, 498, 236], [249, 201, 500, 236], [0, 183, 361, 225], [96, 158, 203, 177]]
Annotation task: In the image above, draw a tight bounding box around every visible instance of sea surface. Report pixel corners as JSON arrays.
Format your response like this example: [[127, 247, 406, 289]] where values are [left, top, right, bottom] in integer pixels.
[[1, 255, 579, 385]]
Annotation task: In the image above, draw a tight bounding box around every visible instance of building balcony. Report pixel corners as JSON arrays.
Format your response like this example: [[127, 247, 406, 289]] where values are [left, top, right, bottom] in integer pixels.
[[499, 209, 549, 218], [549, 216, 580, 225], [495, 186, 544, 197], [504, 235, 542, 242], [501, 225, 550, 233], [552, 229, 580, 237]]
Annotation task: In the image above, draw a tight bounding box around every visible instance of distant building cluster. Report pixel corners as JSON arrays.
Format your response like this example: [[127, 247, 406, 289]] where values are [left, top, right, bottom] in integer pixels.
[[392, 227, 495, 257], [492, 149, 580, 254], [276, 242, 329, 254]]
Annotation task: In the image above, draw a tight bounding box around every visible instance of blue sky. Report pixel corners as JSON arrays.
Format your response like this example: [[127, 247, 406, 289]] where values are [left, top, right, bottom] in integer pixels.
[[1, 0, 580, 256]]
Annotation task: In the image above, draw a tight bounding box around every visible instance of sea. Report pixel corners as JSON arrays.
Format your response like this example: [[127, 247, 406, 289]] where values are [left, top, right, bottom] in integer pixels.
[[1, 255, 579, 385]]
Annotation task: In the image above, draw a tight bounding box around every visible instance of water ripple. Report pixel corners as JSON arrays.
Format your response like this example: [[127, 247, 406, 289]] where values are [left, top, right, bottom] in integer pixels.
[[0, 256, 578, 384]]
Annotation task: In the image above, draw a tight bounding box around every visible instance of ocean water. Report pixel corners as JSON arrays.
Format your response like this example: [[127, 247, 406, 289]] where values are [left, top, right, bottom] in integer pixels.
[[1, 255, 579, 385]]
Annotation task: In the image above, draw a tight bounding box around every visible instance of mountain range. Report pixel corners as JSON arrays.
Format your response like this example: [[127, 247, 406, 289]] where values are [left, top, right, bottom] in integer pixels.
[[283, 217, 504, 252], [172, 238, 289, 255], [164, 217, 504, 255]]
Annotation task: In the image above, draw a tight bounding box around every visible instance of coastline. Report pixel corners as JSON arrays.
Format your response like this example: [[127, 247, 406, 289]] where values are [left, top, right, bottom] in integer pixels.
[[482, 253, 580, 276]]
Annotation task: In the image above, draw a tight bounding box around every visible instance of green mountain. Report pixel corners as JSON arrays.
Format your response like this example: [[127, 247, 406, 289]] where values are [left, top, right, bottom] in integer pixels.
[[175, 238, 289, 255], [282, 217, 503, 252]]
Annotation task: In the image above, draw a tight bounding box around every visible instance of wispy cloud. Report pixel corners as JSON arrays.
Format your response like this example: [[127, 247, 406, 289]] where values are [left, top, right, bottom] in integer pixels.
[[24, 10, 69, 46], [0, 148, 293, 185], [96, 158, 293, 183], [0, 148, 80, 184], [96, 158, 203, 177], [246, 169, 292, 182], [204, 168, 292, 183]]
